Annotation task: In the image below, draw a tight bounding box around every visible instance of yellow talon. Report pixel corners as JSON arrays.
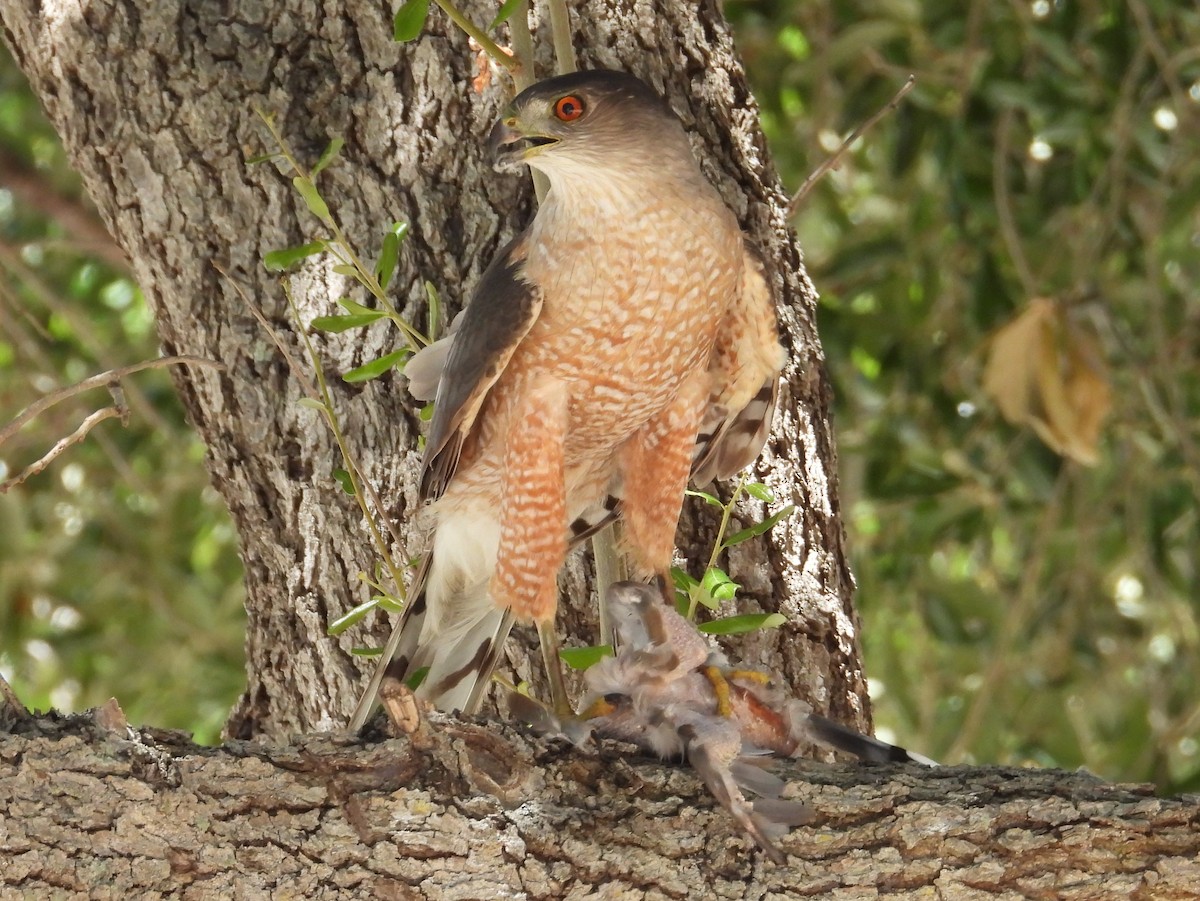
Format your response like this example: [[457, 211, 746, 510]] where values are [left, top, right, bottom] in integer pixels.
[[727, 669, 772, 686], [705, 665, 734, 717], [580, 695, 618, 719]]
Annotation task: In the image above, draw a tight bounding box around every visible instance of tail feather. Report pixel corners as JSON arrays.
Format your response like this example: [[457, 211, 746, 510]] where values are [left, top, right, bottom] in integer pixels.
[[349, 507, 508, 728]]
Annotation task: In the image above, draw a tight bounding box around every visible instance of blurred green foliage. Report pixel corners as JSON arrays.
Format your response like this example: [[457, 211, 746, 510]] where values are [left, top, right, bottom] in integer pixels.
[[0, 49, 245, 745], [730, 0, 1199, 792], [1, 3, 1197, 789]]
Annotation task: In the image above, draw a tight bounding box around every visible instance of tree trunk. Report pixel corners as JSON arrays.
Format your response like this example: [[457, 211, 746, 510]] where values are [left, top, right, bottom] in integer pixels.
[[3, 698, 1198, 899], [0, 0, 864, 738]]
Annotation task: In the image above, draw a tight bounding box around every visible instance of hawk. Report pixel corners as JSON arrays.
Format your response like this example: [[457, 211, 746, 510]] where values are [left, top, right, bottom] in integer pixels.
[[350, 70, 785, 727]]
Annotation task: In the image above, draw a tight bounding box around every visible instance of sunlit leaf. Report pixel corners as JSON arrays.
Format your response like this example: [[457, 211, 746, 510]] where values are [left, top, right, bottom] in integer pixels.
[[722, 505, 796, 548], [393, 0, 430, 42], [311, 312, 385, 332], [685, 488, 725, 508], [489, 0, 525, 30], [296, 397, 326, 411], [698, 613, 786, 635], [292, 176, 331, 222], [560, 644, 613, 670], [332, 468, 356, 495], [263, 241, 325, 272], [311, 136, 344, 177], [744, 481, 775, 503], [701, 566, 739, 602], [374, 222, 409, 290], [342, 349, 410, 383], [424, 281, 441, 341], [371, 595, 405, 614], [328, 598, 378, 635]]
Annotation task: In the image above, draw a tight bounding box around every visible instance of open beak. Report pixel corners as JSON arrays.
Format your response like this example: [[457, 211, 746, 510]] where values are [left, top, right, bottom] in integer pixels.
[[489, 116, 559, 170]]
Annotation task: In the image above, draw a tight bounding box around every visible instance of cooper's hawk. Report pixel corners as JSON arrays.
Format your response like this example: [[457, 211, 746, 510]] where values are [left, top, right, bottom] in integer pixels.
[[350, 70, 785, 727]]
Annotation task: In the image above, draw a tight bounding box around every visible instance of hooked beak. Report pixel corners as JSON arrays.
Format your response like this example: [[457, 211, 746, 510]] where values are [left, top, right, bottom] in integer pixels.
[[488, 116, 559, 171]]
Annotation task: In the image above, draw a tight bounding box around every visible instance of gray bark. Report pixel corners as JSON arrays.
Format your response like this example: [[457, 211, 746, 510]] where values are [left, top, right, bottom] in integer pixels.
[[3, 697, 1198, 899], [0, 0, 864, 738]]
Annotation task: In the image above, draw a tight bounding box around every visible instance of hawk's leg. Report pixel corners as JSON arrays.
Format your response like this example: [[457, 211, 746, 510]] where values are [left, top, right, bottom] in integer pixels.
[[620, 373, 710, 593], [492, 377, 572, 715]]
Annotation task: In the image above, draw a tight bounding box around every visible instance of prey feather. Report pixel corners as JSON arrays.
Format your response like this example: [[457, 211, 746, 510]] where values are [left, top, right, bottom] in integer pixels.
[[510, 581, 936, 864]]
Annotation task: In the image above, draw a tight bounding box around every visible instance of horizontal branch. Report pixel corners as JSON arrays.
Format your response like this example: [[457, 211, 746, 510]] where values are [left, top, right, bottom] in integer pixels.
[[2, 696, 1197, 898], [0, 355, 224, 448]]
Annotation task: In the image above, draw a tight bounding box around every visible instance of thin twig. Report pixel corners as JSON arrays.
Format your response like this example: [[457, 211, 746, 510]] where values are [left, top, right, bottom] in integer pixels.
[[992, 108, 1037, 298], [434, 0, 519, 73], [215, 263, 319, 400], [786, 75, 916, 219], [546, 0, 576, 74], [284, 287, 409, 603], [508, 0, 536, 93], [219, 265, 408, 565], [0, 240, 168, 433], [2, 395, 128, 492], [505, 0, 549, 202], [252, 109, 429, 352], [591, 525, 627, 647], [0, 355, 223, 449], [946, 469, 1069, 761]]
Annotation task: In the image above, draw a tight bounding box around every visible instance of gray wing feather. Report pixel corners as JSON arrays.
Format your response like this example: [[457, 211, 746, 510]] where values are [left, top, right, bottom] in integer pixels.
[[421, 231, 543, 500]]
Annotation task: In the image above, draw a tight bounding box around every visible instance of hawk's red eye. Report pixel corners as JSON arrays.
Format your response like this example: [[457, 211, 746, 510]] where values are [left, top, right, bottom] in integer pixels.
[[554, 95, 585, 122]]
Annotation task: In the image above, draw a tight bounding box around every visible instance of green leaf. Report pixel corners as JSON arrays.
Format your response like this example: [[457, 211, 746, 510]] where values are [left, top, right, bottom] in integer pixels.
[[405, 666, 430, 690], [375, 232, 401, 290], [424, 281, 441, 340], [698, 613, 786, 636], [332, 264, 361, 278], [489, 0, 525, 30], [722, 505, 796, 548], [560, 644, 613, 670], [292, 176, 332, 222], [296, 397, 327, 411], [671, 566, 699, 592], [744, 481, 775, 503], [246, 151, 282, 165], [263, 241, 325, 272], [311, 312, 386, 332], [372, 595, 405, 614], [701, 566, 739, 602], [393, 0, 430, 41], [328, 598, 378, 635], [311, 136, 345, 177], [337, 298, 385, 316], [420, 402, 435, 421], [342, 349, 410, 383], [350, 647, 384, 658], [685, 488, 725, 508], [333, 467, 356, 495]]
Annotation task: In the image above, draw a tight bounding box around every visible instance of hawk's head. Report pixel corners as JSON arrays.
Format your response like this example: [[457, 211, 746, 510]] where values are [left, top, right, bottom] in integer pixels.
[[489, 70, 691, 180]]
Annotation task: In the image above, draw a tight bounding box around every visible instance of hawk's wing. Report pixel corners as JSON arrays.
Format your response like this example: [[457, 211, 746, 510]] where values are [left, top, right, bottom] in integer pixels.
[[692, 245, 786, 485], [420, 231, 543, 500]]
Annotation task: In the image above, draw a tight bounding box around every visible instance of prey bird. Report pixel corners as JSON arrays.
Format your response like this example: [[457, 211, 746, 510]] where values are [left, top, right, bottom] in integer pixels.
[[350, 70, 785, 728], [512, 582, 937, 864]]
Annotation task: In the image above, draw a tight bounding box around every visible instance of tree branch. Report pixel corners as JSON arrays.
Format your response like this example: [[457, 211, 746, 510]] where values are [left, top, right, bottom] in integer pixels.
[[0, 355, 225, 449], [2, 701, 1197, 897]]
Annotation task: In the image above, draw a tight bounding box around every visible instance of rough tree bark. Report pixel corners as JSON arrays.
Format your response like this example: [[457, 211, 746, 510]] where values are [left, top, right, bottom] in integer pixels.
[[0, 0, 865, 738], [3, 695, 1199, 899]]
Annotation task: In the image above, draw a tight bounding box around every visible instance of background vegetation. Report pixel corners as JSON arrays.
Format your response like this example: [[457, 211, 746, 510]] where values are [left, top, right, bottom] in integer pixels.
[[2, 2, 1196, 788]]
